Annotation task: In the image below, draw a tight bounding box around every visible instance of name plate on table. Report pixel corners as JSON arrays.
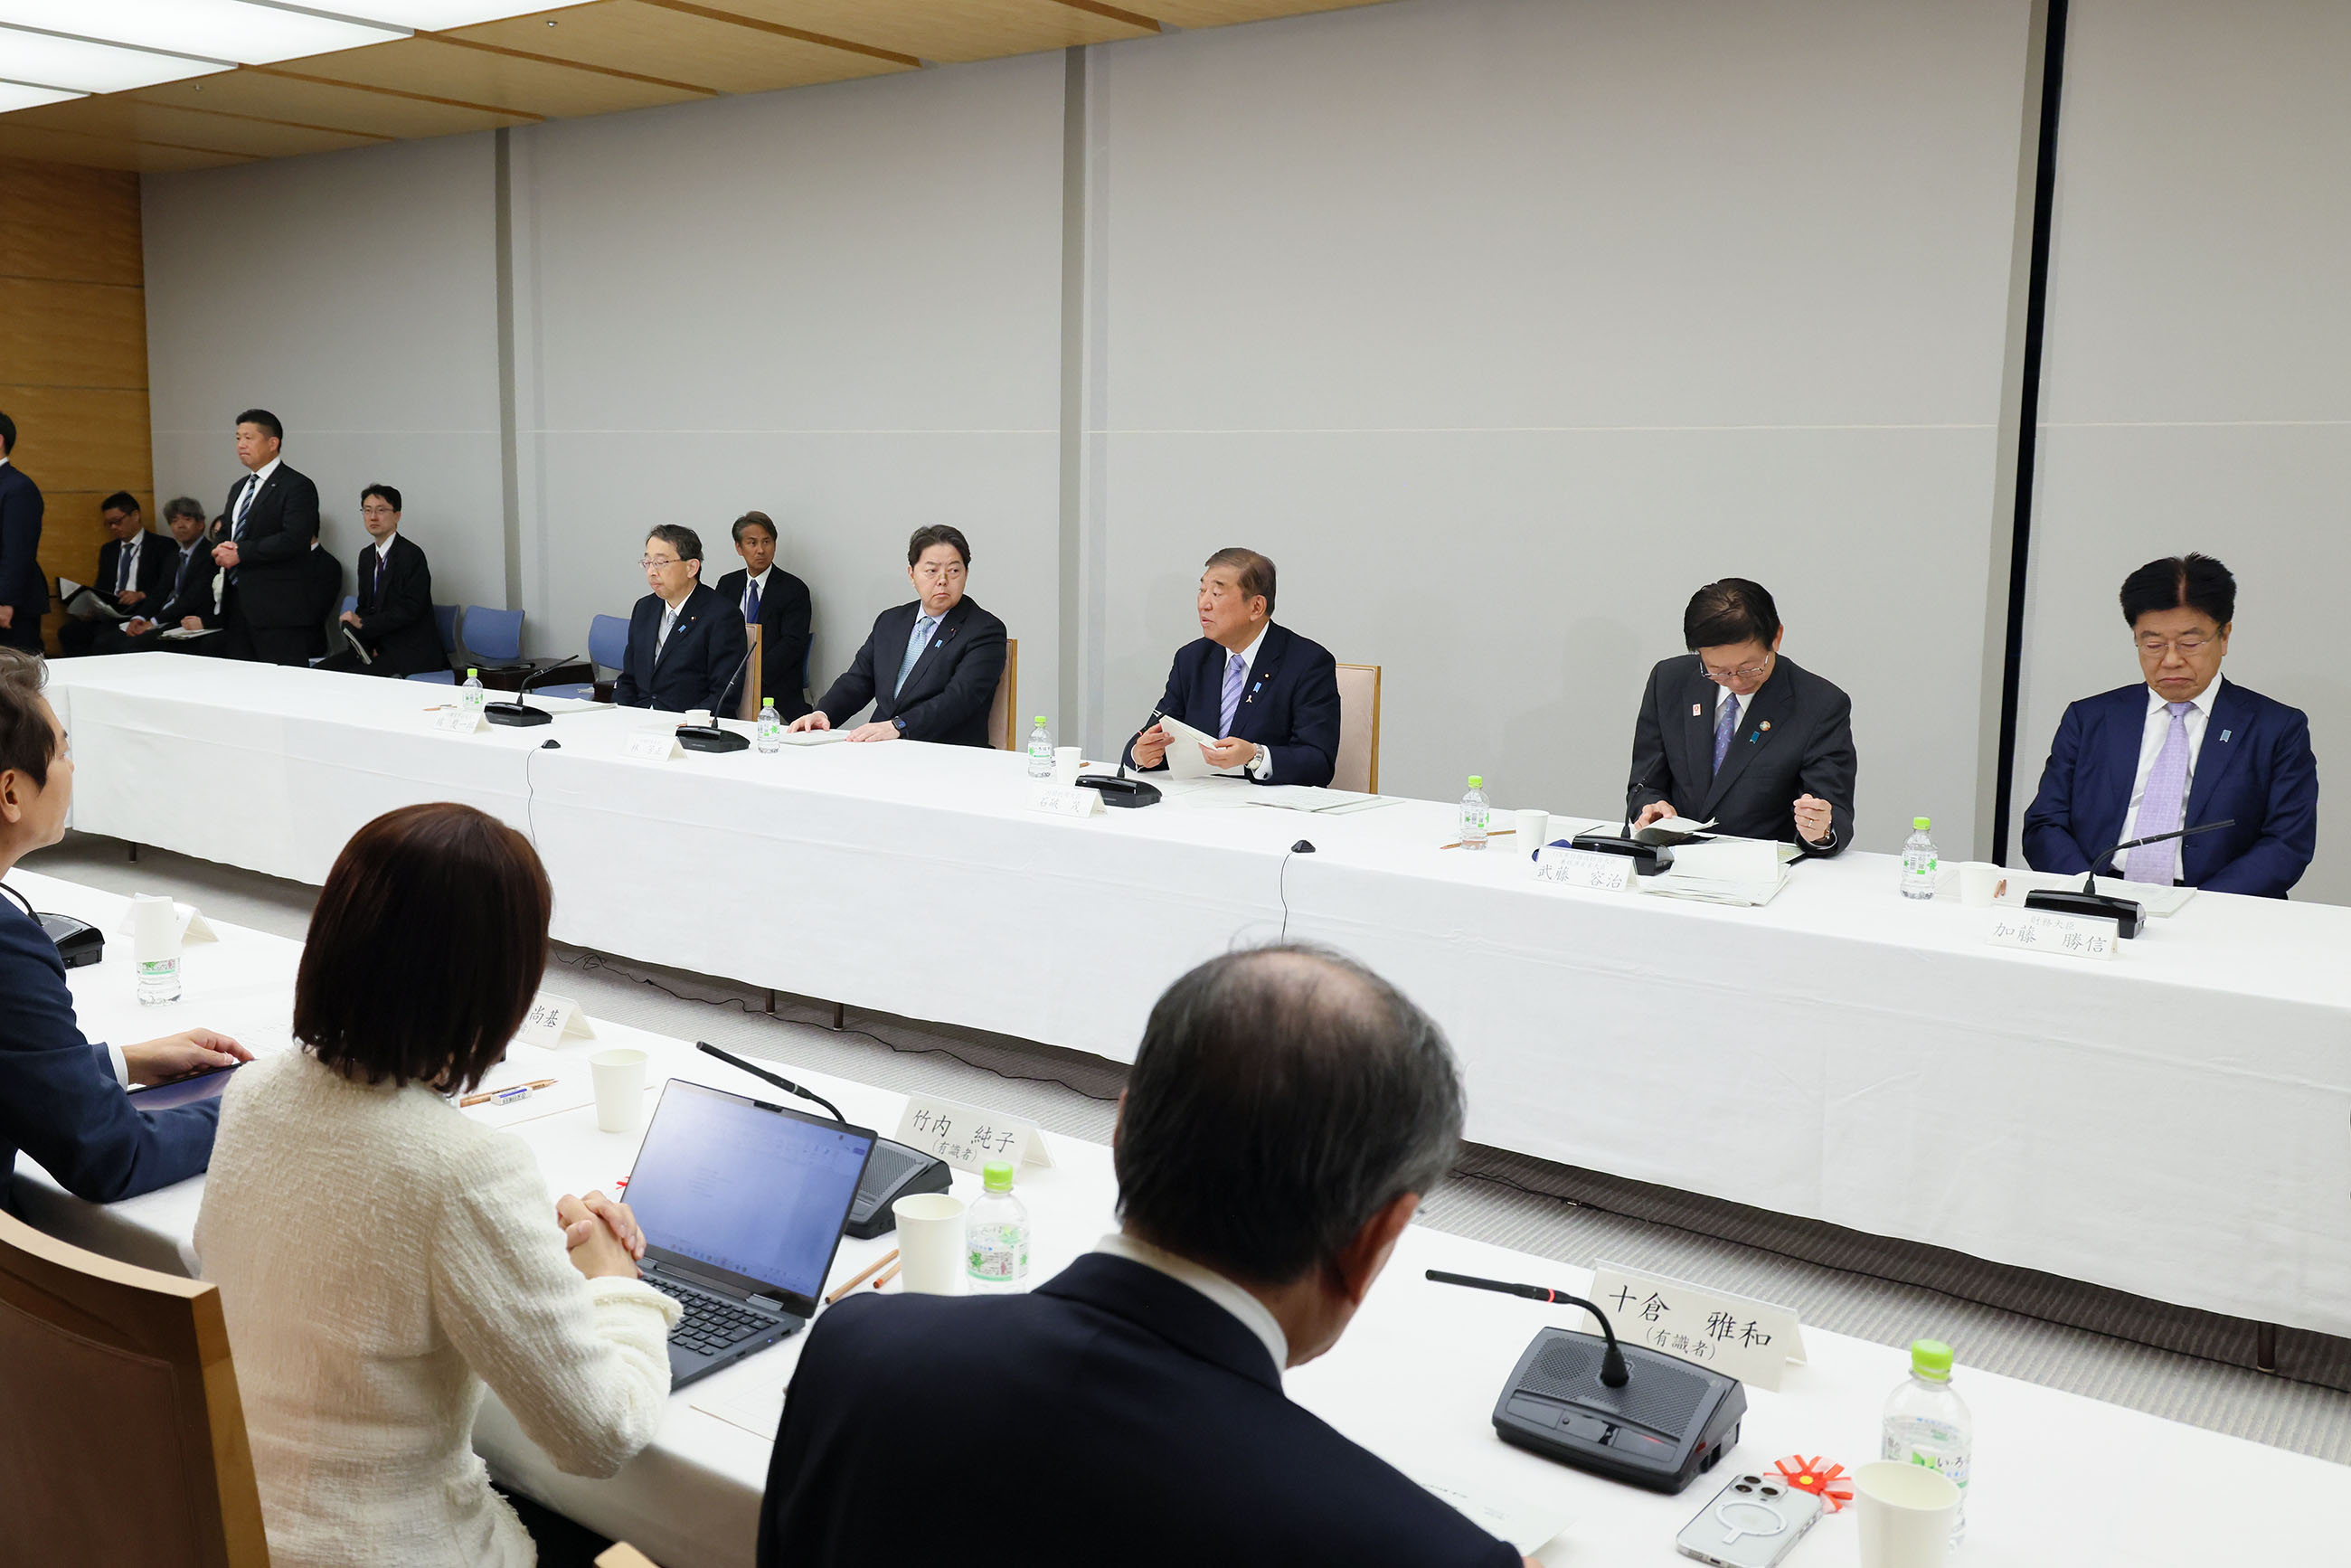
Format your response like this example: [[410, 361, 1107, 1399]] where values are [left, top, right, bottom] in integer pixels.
[[1534, 845, 1631, 893], [622, 729, 685, 762], [1026, 782, 1100, 818], [430, 705, 487, 734], [893, 1094, 1054, 1175], [1986, 909, 2120, 961], [1586, 1261, 1808, 1392], [515, 991, 596, 1050]]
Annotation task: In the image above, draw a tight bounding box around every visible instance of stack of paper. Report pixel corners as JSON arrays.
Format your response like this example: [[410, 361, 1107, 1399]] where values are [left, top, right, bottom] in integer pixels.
[[1638, 836, 1791, 907]]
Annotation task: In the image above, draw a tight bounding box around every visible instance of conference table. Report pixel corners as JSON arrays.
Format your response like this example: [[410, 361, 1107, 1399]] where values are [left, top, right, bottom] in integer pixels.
[[10, 868, 2342, 1567], [42, 656, 2351, 1341]]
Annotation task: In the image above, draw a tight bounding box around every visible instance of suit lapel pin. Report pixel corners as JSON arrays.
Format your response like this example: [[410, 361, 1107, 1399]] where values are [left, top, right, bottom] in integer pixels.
[[1760, 721, 1771, 732], [2220, 729, 2231, 743], [1692, 703, 1703, 717]]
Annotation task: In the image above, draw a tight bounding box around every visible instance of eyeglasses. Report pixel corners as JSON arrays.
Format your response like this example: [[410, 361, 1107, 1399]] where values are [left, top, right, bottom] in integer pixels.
[[640, 556, 686, 571], [2136, 635, 2215, 657], [1699, 656, 1773, 685]]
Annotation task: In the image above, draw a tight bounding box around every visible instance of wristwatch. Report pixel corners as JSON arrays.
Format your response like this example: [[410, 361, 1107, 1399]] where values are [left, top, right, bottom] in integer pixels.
[[892, 716, 907, 732]]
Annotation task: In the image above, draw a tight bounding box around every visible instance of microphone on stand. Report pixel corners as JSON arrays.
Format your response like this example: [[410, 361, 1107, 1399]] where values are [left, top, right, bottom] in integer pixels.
[[485, 656, 580, 728], [1077, 709, 1166, 808], [2022, 818, 2233, 939], [1571, 752, 1675, 874], [675, 642, 760, 753]]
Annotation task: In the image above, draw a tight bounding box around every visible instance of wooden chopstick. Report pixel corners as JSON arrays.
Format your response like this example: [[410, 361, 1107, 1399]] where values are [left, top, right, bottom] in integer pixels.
[[825, 1249, 899, 1304], [871, 1261, 902, 1290], [1440, 829, 1517, 850]]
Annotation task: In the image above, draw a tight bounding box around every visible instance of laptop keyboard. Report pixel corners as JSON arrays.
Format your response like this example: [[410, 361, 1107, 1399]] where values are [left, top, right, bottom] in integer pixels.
[[646, 1275, 771, 1355]]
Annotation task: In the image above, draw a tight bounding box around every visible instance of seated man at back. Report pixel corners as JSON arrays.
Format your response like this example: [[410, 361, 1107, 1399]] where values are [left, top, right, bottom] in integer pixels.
[[710, 510, 812, 721], [1125, 547, 1342, 787], [2024, 553, 2316, 897], [318, 485, 440, 677], [59, 492, 175, 656], [615, 524, 750, 714], [789, 524, 1006, 746], [118, 499, 224, 655], [758, 944, 1531, 1568]]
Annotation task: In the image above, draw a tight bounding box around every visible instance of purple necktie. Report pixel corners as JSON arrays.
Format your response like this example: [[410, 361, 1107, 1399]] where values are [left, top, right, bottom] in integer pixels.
[[1712, 692, 1738, 774], [2124, 702, 2195, 884], [1219, 652, 1246, 736]]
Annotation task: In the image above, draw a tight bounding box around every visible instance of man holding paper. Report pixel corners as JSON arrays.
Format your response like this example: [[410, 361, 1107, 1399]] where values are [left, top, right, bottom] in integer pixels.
[[1125, 548, 1343, 787], [1628, 578, 1855, 854]]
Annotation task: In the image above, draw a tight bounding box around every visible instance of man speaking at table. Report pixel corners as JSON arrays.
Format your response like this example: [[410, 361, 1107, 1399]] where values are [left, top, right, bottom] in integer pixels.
[[615, 524, 750, 714], [1629, 577, 1855, 854], [2023, 553, 2316, 897], [1125, 548, 1342, 787], [209, 409, 322, 666], [758, 944, 1531, 1568], [788, 524, 1006, 745]]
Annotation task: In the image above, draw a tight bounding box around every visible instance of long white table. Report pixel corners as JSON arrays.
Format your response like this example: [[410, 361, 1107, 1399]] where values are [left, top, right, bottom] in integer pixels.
[[42, 656, 2351, 1339], [9, 869, 2341, 1566]]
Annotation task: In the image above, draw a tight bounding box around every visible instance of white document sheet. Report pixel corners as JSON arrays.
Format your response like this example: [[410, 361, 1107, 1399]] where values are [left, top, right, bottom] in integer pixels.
[[1155, 712, 1246, 779]]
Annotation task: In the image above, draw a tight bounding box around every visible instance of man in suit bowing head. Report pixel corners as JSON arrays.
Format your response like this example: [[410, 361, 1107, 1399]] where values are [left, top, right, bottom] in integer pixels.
[[614, 524, 750, 714], [790, 524, 1006, 746], [1126, 547, 1343, 787], [1629, 578, 1856, 854], [2024, 553, 2315, 897], [210, 409, 323, 666]]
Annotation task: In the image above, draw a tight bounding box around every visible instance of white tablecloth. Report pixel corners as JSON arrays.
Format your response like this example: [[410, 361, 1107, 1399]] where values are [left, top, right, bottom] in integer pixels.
[[42, 656, 2351, 1337], [9, 869, 2340, 1567]]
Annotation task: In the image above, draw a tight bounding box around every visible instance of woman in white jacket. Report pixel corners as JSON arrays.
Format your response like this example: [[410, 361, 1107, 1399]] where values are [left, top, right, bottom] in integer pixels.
[[195, 802, 678, 1567]]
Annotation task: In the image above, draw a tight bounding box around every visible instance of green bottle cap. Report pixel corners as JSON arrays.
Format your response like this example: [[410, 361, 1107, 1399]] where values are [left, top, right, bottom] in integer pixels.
[[467, 667, 478, 678], [1034, 715, 1045, 725], [1910, 1339, 1954, 1380], [761, 697, 775, 709], [1468, 776, 1483, 789], [1913, 817, 1931, 831], [982, 1160, 1015, 1192]]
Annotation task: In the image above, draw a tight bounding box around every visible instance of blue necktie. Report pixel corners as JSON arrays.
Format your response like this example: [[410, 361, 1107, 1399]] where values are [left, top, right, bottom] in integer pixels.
[[896, 616, 938, 696], [1219, 652, 1246, 736], [1712, 692, 1738, 774], [743, 577, 761, 623]]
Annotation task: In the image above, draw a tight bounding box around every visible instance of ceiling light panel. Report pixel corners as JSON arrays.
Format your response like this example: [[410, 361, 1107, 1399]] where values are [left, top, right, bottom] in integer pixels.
[[0, 2, 405, 65], [316, 2, 569, 29], [0, 77, 81, 110], [0, 26, 234, 91]]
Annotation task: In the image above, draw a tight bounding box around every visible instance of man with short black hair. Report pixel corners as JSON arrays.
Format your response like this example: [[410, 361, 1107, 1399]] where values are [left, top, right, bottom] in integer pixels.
[[0, 410, 45, 654], [790, 524, 1006, 746], [1627, 577, 1855, 853], [710, 510, 812, 720], [1126, 547, 1343, 787], [321, 484, 440, 677], [211, 409, 323, 666], [757, 944, 1528, 1568], [59, 493, 175, 656], [2024, 553, 2316, 897], [614, 524, 750, 713]]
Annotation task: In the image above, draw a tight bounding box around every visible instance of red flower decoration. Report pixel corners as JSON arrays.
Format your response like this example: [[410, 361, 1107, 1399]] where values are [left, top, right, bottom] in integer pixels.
[[1772, 1455, 1854, 1513]]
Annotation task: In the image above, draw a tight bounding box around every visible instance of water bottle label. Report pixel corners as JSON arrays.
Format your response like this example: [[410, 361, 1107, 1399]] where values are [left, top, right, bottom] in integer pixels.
[[138, 958, 178, 978], [1884, 1421, 1969, 1490], [967, 1223, 1030, 1280]]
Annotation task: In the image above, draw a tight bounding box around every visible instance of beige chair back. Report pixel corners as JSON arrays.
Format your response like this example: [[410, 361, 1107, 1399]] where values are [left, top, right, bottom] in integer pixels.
[[987, 638, 1019, 751], [1334, 662, 1382, 794], [735, 622, 765, 722], [597, 1547, 662, 1568], [0, 1206, 270, 1566]]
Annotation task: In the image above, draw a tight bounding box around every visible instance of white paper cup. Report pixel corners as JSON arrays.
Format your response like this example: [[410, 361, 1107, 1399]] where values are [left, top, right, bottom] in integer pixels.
[[589, 1047, 647, 1134], [1053, 746, 1082, 785], [1854, 1460, 1961, 1568], [683, 708, 713, 727], [1958, 862, 2006, 907], [1514, 809, 1551, 854], [893, 1192, 968, 1295]]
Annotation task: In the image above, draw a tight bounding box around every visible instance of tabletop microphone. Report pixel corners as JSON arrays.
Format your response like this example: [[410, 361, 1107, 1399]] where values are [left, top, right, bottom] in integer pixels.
[[1571, 755, 1674, 874], [696, 1041, 845, 1123], [485, 656, 579, 728], [676, 643, 759, 752], [1428, 1270, 1627, 1385], [1078, 708, 1166, 808], [2023, 818, 2233, 939]]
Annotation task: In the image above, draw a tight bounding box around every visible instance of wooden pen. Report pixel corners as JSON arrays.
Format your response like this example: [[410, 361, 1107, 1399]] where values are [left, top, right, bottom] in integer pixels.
[[826, 1250, 900, 1304], [458, 1078, 557, 1108]]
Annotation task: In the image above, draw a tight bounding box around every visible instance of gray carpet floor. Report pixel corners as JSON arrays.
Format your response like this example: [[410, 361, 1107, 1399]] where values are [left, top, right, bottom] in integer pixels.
[[26, 830, 2351, 1468]]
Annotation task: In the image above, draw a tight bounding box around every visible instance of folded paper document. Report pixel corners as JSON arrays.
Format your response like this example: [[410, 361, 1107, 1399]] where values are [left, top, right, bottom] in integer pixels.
[[1155, 712, 1246, 779]]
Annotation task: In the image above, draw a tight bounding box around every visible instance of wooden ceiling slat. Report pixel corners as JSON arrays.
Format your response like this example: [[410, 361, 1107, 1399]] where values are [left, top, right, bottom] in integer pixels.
[[0, 121, 253, 174], [275, 33, 709, 119], [1136, 0, 1389, 26], [450, 2, 910, 97], [9, 95, 392, 161], [129, 71, 537, 141], [683, 0, 1155, 65]]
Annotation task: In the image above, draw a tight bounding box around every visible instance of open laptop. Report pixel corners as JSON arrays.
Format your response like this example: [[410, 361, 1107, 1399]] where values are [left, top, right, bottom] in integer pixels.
[[620, 1078, 877, 1389]]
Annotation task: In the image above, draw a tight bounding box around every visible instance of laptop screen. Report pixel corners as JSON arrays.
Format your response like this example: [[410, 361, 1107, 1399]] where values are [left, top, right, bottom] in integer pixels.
[[624, 1080, 875, 1306]]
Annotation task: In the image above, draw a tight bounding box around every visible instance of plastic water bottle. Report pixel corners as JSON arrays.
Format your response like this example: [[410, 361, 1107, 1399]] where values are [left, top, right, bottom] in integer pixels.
[[1459, 776, 1491, 850], [966, 1160, 1031, 1291], [756, 698, 782, 753], [1882, 1338, 1972, 1544], [460, 667, 486, 714], [1026, 715, 1053, 779], [1901, 817, 1939, 899]]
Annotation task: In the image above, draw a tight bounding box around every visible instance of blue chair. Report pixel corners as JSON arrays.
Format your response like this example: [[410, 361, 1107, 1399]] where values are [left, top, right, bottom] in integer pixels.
[[538, 614, 631, 702], [432, 603, 458, 656], [462, 605, 524, 665]]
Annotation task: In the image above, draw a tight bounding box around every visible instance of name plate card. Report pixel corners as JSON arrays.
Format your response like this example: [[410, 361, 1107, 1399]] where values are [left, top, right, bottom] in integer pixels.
[[892, 1094, 1055, 1176], [1534, 845, 1632, 893], [430, 705, 487, 734], [622, 729, 685, 762], [1986, 909, 2120, 961], [514, 991, 596, 1050], [1026, 782, 1101, 818], [1585, 1261, 1808, 1393]]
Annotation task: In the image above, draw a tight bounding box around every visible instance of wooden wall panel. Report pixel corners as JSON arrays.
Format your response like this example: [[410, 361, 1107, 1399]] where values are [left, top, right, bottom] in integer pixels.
[[0, 156, 151, 654]]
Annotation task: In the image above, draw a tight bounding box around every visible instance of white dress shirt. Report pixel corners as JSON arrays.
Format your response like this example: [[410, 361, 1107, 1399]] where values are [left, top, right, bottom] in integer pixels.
[[1216, 623, 1280, 780], [233, 457, 281, 531], [2118, 677, 2223, 883], [1092, 1231, 1289, 1373]]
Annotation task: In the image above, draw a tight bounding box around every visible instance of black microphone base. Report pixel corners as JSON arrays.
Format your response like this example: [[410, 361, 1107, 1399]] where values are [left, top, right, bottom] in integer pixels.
[[1490, 1327, 1744, 1493], [1077, 773, 1161, 808], [2024, 888, 2144, 939], [484, 702, 552, 727], [1568, 832, 1674, 875], [676, 724, 750, 753]]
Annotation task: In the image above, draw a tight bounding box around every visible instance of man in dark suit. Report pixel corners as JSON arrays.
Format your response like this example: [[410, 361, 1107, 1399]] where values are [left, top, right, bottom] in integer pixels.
[[319, 484, 440, 677], [210, 408, 323, 666], [59, 493, 176, 656], [614, 524, 751, 713], [710, 510, 812, 721], [116, 498, 222, 654], [0, 651, 250, 1211], [1126, 548, 1342, 787], [2025, 553, 2316, 897], [759, 944, 1527, 1568], [1629, 577, 1856, 854], [790, 524, 1006, 747], [0, 411, 45, 655]]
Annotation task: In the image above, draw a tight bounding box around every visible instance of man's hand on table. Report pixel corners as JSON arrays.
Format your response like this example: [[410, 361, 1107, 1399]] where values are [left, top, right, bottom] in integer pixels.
[[122, 1029, 251, 1085]]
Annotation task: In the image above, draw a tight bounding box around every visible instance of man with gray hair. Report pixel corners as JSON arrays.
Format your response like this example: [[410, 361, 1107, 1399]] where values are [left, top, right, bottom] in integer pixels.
[[756, 944, 1530, 1568]]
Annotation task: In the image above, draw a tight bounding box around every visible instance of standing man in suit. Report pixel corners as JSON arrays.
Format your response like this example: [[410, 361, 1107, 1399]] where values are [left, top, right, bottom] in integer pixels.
[[0, 411, 44, 655], [59, 493, 175, 656], [118, 498, 222, 653], [1127, 548, 1343, 787], [210, 409, 322, 666], [758, 944, 1529, 1568], [1629, 578, 1855, 853], [0, 650, 251, 1209], [614, 524, 750, 713], [789, 524, 1006, 746], [2024, 553, 2316, 897], [710, 510, 811, 721], [320, 485, 439, 677]]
